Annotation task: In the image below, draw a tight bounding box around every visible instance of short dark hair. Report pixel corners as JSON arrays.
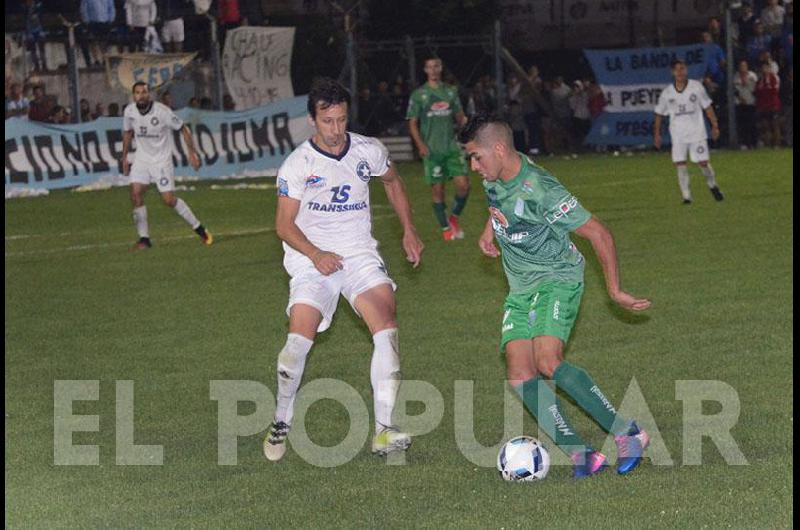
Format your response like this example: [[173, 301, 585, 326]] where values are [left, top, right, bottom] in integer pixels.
[[308, 77, 351, 118], [671, 59, 686, 69], [458, 113, 511, 145], [132, 81, 148, 92]]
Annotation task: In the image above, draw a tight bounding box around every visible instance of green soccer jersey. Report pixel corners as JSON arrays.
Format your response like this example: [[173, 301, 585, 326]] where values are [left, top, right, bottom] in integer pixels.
[[484, 154, 592, 293], [406, 83, 462, 155]]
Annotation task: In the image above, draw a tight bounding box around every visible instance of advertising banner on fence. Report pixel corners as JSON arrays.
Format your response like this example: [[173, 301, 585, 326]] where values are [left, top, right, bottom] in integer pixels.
[[222, 26, 295, 110], [5, 96, 314, 190], [105, 53, 198, 90], [583, 44, 713, 145]]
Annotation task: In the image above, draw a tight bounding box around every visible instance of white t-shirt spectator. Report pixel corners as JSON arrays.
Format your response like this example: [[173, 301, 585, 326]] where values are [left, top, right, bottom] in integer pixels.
[[761, 4, 786, 35], [5, 96, 30, 119], [733, 70, 759, 106], [125, 0, 157, 28]]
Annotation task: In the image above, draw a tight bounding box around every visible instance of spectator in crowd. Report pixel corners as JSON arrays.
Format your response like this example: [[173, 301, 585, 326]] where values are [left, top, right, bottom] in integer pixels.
[[391, 78, 408, 122], [80, 0, 116, 68], [356, 86, 377, 135], [188, 96, 200, 109], [761, 0, 786, 38], [549, 76, 574, 151], [758, 50, 780, 74], [160, 90, 173, 108], [24, 0, 47, 72], [521, 65, 545, 155], [223, 94, 236, 111], [702, 31, 727, 85], [79, 98, 92, 121], [218, 0, 242, 50], [372, 80, 397, 135], [28, 84, 53, 121], [5, 82, 30, 119], [48, 105, 69, 124], [159, 0, 188, 53], [588, 80, 607, 118], [93, 103, 106, 119], [784, 2, 794, 32], [470, 75, 497, 115], [737, 4, 757, 47], [755, 60, 782, 147], [200, 96, 213, 109], [708, 16, 724, 45], [569, 80, 591, 145], [125, 0, 157, 52], [733, 59, 759, 149], [783, 67, 793, 146], [107, 102, 121, 116], [747, 21, 773, 65], [505, 74, 527, 151]]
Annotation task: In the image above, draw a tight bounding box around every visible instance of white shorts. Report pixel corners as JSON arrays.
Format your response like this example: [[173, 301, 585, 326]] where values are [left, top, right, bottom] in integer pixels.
[[286, 250, 396, 333], [672, 140, 710, 164], [130, 162, 175, 192], [161, 18, 185, 43]]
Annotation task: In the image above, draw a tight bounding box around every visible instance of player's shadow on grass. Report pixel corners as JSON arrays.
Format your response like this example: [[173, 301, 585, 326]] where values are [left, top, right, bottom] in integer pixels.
[[605, 301, 651, 325]]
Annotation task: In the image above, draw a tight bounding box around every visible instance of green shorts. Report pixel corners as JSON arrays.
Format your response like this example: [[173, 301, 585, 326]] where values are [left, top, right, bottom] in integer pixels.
[[500, 282, 584, 352], [423, 149, 468, 185]]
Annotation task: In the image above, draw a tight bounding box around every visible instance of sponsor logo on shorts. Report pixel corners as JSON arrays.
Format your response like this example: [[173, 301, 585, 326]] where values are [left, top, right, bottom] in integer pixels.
[[553, 300, 560, 321], [432, 165, 443, 178], [502, 309, 513, 332], [305, 175, 327, 188], [159, 177, 170, 187], [528, 310, 536, 326], [696, 145, 705, 154]]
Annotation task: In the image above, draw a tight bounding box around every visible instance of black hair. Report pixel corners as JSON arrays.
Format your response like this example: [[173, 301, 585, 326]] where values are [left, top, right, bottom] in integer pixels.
[[307, 77, 351, 118], [458, 113, 511, 145], [671, 59, 686, 69], [132, 81, 148, 92]]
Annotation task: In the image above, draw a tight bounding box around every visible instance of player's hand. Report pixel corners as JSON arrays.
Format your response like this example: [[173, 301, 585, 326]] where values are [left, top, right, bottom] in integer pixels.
[[711, 125, 720, 141], [610, 290, 651, 312], [653, 134, 662, 150], [418, 144, 430, 157], [311, 251, 344, 276], [479, 232, 500, 258], [122, 158, 130, 176], [189, 151, 201, 171], [402, 228, 424, 268]]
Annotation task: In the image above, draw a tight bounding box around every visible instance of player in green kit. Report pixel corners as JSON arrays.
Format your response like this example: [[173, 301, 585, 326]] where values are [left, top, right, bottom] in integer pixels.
[[407, 57, 469, 241], [460, 114, 652, 478]]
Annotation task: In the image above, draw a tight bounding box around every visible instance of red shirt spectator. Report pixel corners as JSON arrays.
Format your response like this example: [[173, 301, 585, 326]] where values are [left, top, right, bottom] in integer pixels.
[[755, 70, 781, 113], [218, 0, 240, 24], [588, 85, 607, 118]]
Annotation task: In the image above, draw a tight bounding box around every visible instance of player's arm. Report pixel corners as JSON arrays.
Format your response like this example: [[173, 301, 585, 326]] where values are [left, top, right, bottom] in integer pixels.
[[479, 216, 499, 257], [380, 165, 424, 267], [574, 216, 651, 312], [121, 130, 134, 175], [407, 118, 429, 157], [703, 105, 720, 141], [275, 196, 343, 275], [180, 125, 201, 170]]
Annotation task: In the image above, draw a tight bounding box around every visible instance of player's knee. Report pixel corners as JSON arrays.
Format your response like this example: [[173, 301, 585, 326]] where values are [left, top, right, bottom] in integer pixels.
[[536, 356, 563, 378], [507, 366, 536, 386], [163, 195, 177, 207]]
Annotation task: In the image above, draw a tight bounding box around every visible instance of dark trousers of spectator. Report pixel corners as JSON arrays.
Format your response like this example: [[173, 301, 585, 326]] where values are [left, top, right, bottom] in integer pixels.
[[571, 118, 591, 147], [129, 27, 147, 52], [524, 112, 542, 153], [512, 129, 527, 152], [26, 38, 46, 71], [219, 22, 240, 51], [736, 105, 758, 148]]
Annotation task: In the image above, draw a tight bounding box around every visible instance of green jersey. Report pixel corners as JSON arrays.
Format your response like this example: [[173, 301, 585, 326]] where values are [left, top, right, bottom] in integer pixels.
[[484, 154, 592, 293], [406, 83, 462, 155]]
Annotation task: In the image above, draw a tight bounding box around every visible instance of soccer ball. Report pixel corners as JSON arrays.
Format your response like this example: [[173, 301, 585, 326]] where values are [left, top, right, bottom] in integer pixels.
[[497, 436, 550, 482]]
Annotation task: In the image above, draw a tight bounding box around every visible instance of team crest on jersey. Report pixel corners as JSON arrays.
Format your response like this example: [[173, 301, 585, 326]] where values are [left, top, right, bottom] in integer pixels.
[[690, 94, 697, 102], [356, 160, 372, 182], [489, 207, 509, 228], [521, 180, 534, 194], [151, 117, 160, 126], [668, 98, 676, 104], [305, 175, 327, 188]]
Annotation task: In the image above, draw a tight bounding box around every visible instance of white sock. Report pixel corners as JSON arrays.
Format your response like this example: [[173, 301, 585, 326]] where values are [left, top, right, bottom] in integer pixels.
[[701, 164, 718, 188], [133, 206, 149, 238], [371, 328, 401, 433], [173, 198, 201, 230], [677, 165, 691, 200], [274, 333, 313, 425]]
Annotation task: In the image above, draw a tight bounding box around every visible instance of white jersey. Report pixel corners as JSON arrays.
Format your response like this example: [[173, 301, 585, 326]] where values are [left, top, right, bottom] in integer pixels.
[[277, 132, 392, 276], [123, 101, 183, 166], [654, 80, 712, 143]]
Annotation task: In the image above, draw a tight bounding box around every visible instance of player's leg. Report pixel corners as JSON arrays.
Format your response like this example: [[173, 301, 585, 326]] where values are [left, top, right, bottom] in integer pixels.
[[671, 142, 692, 203], [425, 155, 455, 240], [692, 140, 723, 201], [352, 284, 412, 455], [448, 150, 470, 239], [156, 166, 213, 245], [129, 180, 151, 250]]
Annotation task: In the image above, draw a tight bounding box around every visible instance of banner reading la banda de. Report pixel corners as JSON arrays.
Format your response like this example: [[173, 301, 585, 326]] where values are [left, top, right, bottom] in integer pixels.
[[4, 96, 314, 190], [583, 44, 714, 146]]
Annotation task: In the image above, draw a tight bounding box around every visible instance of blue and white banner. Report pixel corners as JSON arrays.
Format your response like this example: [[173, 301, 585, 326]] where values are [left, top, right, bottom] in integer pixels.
[[5, 96, 313, 190], [583, 44, 713, 145]]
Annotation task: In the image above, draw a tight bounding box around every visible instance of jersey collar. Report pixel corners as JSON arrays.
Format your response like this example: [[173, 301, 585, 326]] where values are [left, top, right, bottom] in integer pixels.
[[136, 101, 154, 116], [496, 152, 528, 189], [310, 133, 351, 162]]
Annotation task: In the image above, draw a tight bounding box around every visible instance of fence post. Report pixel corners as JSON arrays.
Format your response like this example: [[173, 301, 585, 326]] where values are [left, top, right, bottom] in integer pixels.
[[66, 22, 81, 124], [494, 20, 505, 114], [725, 3, 738, 147], [210, 15, 224, 111]]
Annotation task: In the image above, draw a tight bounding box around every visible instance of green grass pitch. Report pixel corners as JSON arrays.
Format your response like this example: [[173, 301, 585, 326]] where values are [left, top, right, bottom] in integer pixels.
[[5, 149, 792, 528]]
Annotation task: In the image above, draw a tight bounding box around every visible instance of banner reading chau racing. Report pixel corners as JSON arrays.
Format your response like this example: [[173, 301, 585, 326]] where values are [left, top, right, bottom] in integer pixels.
[[583, 44, 713, 146], [4, 96, 313, 190]]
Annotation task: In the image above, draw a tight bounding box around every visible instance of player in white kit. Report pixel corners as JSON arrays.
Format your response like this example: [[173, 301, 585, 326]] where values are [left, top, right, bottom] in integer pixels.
[[654, 60, 725, 204], [263, 78, 425, 462], [122, 82, 212, 250]]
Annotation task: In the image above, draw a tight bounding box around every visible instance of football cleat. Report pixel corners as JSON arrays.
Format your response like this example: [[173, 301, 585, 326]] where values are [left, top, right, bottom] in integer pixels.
[[442, 227, 457, 241], [709, 186, 725, 202], [371, 426, 411, 456], [615, 422, 650, 475], [131, 237, 152, 251], [682, 198, 692, 205], [448, 215, 464, 239], [570, 449, 608, 479], [195, 225, 213, 246], [263, 421, 290, 462]]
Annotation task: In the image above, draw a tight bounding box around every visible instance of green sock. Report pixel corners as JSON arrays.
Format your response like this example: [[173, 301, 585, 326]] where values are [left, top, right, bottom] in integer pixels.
[[552, 361, 629, 435], [452, 193, 469, 216], [515, 376, 587, 454], [432, 202, 449, 229]]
